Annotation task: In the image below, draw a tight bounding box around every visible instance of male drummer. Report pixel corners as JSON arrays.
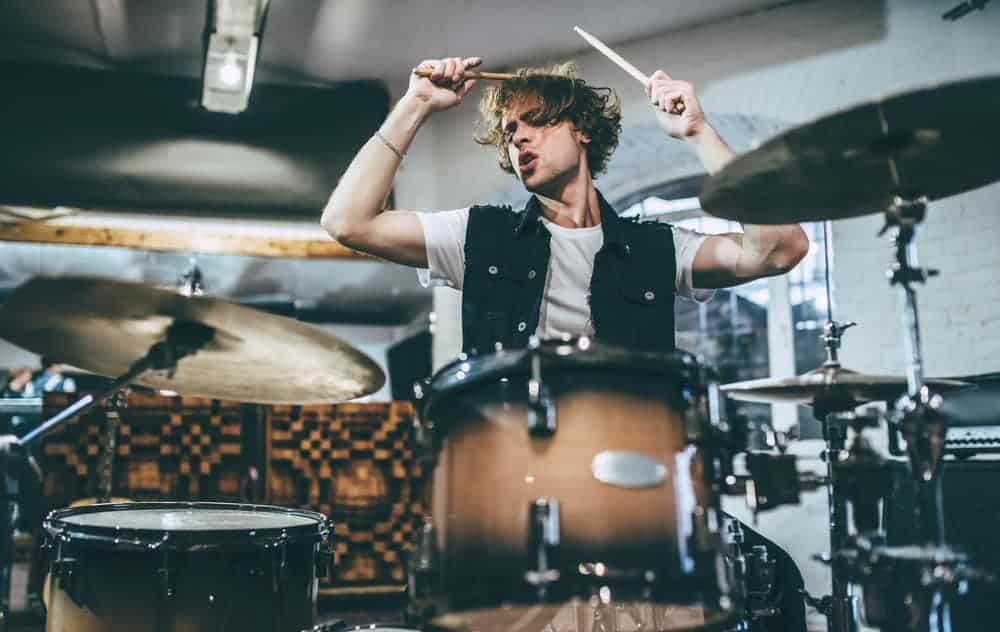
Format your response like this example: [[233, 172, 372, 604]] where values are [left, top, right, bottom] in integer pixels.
[[321, 56, 810, 631], [321, 57, 808, 353]]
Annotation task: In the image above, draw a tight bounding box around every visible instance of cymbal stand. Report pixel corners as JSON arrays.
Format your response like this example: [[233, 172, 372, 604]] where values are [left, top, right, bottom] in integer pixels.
[[806, 405, 859, 632], [0, 320, 213, 630], [881, 196, 957, 632], [880, 197, 946, 546], [17, 320, 214, 447], [807, 230, 863, 632], [177, 258, 205, 297], [818, 220, 857, 372]]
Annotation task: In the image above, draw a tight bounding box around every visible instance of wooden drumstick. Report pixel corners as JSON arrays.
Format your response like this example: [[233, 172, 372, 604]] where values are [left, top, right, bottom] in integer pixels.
[[573, 26, 685, 115], [412, 66, 516, 81]]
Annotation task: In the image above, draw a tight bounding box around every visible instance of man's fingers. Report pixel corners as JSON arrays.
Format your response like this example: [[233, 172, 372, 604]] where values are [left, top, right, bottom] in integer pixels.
[[418, 57, 482, 84], [664, 90, 684, 113], [439, 58, 453, 83], [654, 88, 684, 113], [651, 79, 691, 94], [456, 78, 478, 101], [419, 59, 444, 81]]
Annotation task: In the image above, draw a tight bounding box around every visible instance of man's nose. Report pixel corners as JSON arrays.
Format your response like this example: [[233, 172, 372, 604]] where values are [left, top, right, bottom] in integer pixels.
[[513, 126, 533, 147]]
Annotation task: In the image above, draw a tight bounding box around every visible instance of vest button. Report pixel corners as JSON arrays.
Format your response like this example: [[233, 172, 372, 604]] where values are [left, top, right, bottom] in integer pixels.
[[488, 265, 499, 275], [527, 269, 537, 280], [517, 321, 527, 332], [644, 290, 656, 301]]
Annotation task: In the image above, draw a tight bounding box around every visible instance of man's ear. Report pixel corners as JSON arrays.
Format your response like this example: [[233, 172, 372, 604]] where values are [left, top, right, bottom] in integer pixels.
[[576, 128, 591, 145]]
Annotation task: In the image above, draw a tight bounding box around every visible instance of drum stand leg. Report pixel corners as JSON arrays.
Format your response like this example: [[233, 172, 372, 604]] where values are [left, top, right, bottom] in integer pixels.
[[804, 321, 862, 632], [882, 197, 947, 546], [0, 490, 12, 632], [884, 199, 955, 632], [820, 413, 859, 632]]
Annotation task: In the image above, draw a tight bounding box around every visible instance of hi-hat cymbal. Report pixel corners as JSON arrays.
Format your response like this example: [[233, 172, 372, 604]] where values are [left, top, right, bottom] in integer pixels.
[[0, 276, 385, 404], [721, 366, 968, 406], [700, 76, 1000, 224]]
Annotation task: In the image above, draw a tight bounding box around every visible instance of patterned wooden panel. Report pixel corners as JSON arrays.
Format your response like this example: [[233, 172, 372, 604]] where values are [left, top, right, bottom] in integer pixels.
[[266, 402, 422, 593], [40, 392, 246, 509]]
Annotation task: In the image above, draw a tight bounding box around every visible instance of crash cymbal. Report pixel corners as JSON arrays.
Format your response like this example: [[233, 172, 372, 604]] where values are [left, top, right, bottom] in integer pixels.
[[721, 365, 968, 406], [700, 76, 1000, 223], [0, 276, 385, 404]]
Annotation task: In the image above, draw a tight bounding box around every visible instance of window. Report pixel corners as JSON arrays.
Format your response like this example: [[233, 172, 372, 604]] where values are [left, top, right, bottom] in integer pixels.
[[620, 192, 833, 442]]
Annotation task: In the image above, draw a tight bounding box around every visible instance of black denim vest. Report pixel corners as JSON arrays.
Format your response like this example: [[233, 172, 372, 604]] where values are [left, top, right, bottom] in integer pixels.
[[461, 191, 676, 353]]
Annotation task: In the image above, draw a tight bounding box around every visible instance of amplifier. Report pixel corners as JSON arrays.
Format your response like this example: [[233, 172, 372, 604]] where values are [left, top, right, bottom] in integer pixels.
[[884, 459, 1000, 630], [0, 398, 43, 416], [889, 380, 1000, 456], [943, 426, 1000, 452]]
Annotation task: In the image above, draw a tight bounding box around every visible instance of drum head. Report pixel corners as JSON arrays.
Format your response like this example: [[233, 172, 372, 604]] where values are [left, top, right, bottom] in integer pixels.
[[45, 502, 328, 551], [421, 338, 708, 422]]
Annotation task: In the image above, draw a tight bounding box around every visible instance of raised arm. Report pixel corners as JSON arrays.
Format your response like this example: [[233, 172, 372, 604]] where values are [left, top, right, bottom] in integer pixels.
[[647, 71, 809, 289], [320, 56, 482, 268]]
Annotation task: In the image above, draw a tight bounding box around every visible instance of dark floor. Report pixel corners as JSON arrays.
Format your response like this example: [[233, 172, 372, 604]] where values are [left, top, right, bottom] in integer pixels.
[[8, 597, 408, 632]]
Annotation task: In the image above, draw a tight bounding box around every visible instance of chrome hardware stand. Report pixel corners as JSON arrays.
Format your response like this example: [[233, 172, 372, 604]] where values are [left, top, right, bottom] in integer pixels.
[[525, 497, 560, 598], [880, 197, 960, 632], [881, 198, 947, 548], [18, 320, 214, 448], [526, 337, 556, 436], [816, 411, 860, 632], [810, 308, 861, 632], [407, 516, 441, 622]]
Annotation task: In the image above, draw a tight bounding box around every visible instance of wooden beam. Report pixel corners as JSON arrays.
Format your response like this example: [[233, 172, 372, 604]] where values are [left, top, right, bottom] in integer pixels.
[[0, 211, 369, 260]]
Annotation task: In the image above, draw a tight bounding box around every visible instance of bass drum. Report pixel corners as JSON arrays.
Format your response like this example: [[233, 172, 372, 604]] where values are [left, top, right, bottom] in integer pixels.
[[412, 338, 737, 631], [44, 501, 329, 632]]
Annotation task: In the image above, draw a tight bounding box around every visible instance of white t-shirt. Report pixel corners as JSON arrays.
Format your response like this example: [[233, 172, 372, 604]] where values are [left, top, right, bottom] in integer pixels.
[[416, 207, 714, 339]]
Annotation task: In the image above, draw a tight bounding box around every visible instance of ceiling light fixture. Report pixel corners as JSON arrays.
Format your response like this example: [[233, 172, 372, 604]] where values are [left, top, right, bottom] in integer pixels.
[[201, 0, 269, 114]]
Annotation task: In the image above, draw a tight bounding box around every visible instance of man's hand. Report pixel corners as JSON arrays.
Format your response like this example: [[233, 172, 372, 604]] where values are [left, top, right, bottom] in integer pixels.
[[407, 57, 482, 113], [6, 367, 32, 393], [647, 70, 705, 140]]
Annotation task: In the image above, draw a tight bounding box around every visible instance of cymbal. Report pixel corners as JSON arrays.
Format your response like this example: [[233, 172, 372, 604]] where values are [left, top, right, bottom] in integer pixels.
[[721, 366, 968, 406], [700, 76, 1000, 223], [0, 277, 385, 404]]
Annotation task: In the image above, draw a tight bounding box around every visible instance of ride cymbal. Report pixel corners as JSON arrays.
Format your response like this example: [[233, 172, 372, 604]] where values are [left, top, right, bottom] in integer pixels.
[[0, 276, 385, 404], [701, 76, 1000, 223]]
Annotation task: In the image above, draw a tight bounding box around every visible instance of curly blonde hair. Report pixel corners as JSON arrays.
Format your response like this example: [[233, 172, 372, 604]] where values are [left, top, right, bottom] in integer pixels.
[[474, 62, 621, 176]]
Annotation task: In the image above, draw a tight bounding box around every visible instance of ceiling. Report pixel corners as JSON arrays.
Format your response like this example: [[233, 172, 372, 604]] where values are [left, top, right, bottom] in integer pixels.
[[0, 0, 791, 92], [0, 0, 795, 329]]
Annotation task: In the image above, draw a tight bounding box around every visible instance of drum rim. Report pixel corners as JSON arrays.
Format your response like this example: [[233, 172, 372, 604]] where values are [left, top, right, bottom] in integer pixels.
[[44, 501, 329, 550], [418, 338, 710, 423]]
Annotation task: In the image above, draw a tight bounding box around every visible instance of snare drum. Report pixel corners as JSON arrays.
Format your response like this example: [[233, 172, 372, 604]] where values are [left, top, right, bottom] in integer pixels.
[[411, 338, 736, 631], [44, 502, 329, 632]]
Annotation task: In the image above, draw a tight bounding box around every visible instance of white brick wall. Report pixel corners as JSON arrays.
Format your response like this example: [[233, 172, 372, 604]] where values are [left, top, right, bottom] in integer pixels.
[[835, 184, 1000, 377]]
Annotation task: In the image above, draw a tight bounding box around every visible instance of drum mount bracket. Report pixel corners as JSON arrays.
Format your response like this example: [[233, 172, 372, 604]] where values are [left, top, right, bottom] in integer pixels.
[[525, 498, 561, 595], [527, 338, 557, 437]]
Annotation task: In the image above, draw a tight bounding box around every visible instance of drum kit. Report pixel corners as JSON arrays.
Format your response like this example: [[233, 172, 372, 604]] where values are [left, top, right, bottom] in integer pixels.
[[0, 75, 996, 632]]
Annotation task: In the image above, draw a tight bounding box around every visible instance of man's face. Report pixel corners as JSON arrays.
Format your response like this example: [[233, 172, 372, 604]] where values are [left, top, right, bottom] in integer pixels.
[[502, 104, 589, 194]]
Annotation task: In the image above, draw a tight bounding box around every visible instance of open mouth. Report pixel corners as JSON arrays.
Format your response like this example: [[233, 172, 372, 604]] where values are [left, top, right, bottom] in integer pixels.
[[518, 151, 538, 172]]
